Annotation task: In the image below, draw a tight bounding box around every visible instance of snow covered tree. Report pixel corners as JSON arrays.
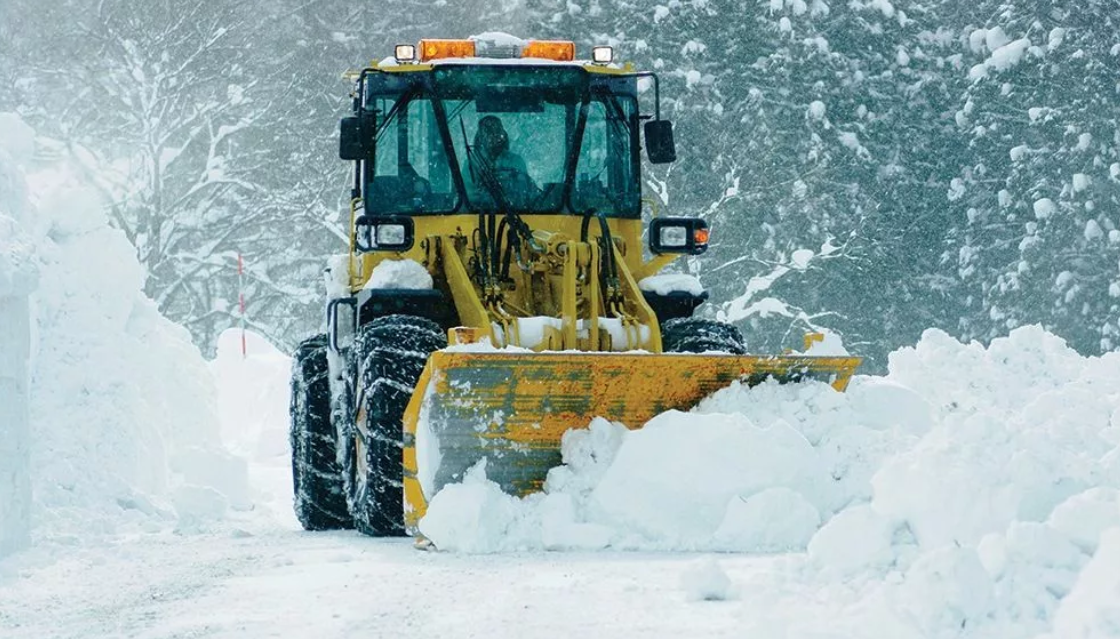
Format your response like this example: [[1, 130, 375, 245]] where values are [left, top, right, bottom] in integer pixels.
[[533, 0, 972, 367], [6, 0, 1117, 364], [948, 0, 1120, 354]]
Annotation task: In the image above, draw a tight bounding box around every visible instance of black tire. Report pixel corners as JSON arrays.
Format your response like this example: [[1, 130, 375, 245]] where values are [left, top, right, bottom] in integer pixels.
[[346, 315, 445, 536], [661, 317, 747, 354], [290, 334, 351, 530]]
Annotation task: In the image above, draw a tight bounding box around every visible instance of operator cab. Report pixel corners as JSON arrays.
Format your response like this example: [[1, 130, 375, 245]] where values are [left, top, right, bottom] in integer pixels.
[[340, 36, 676, 220]]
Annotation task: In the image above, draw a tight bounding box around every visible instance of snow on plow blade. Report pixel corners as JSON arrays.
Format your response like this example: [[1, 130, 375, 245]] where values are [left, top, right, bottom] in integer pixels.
[[401, 350, 860, 532]]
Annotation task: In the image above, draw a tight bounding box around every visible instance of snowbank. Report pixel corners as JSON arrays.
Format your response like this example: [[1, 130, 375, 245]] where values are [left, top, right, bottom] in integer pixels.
[[0, 113, 39, 558], [0, 116, 252, 549], [418, 376, 926, 552], [418, 325, 1120, 636], [208, 328, 297, 524], [26, 182, 251, 540]]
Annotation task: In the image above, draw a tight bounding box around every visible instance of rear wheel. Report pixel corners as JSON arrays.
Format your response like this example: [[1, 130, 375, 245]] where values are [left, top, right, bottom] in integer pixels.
[[661, 317, 747, 354], [346, 315, 445, 536], [290, 334, 351, 530]]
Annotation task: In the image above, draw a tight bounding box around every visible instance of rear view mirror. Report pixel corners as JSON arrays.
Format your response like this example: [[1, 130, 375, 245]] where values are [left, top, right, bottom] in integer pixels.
[[650, 217, 708, 255], [644, 119, 676, 164], [339, 114, 375, 161], [327, 297, 357, 351]]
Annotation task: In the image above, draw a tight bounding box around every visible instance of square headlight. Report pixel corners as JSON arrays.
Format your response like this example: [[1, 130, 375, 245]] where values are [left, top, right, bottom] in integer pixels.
[[394, 44, 416, 63], [591, 45, 614, 64], [649, 217, 709, 256], [376, 223, 407, 247], [354, 215, 414, 253], [659, 225, 688, 248]]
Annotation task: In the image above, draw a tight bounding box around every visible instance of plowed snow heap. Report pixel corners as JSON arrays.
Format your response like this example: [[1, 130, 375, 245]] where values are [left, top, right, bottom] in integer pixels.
[[289, 34, 860, 539]]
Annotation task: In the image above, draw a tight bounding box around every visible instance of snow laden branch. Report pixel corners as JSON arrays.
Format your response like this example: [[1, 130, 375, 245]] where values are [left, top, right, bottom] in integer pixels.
[[718, 235, 853, 335]]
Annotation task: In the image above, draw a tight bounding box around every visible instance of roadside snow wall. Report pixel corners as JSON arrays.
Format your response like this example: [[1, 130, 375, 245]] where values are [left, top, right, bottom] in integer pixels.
[[209, 328, 297, 524], [1, 113, 250, 548], [0, 113, 39, 558]]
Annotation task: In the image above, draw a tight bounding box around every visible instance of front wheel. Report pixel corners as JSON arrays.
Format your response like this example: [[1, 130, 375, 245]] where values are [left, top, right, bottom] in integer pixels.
[[290, 334, 351, 531], [661, 317, 747, 354], [345, 315, 445, 536]]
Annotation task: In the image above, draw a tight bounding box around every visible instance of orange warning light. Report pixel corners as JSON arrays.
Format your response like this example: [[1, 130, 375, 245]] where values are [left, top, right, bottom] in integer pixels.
[[418, 39, 477, 62], [694, 227, 711, 245], [521, 40, 576, 61]]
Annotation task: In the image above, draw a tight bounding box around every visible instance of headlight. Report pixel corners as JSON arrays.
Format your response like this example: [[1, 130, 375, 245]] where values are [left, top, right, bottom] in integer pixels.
[[394, 44, 416, 63], [592, 45, 614, 64], [354, 216, 415, 253], [649, 217, 709, 256], [659, 226, 688, 248], [376, 224, 407, 247]]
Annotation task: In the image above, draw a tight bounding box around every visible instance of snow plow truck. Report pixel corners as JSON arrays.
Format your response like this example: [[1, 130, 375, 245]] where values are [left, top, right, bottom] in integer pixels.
[[289, 35, 861, 538]]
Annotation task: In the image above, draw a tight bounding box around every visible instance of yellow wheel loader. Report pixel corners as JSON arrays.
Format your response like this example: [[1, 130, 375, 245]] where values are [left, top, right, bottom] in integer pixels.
[[289, 35, 861, 537]]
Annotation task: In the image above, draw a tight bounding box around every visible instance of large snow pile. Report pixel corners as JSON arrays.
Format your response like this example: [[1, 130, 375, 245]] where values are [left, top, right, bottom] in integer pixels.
[[209, 328, 297, 525], [420, 325, 1120, 636], [418, 375, 924, 553], [0, 113, 39, 558], [0, 114, 251, 549]]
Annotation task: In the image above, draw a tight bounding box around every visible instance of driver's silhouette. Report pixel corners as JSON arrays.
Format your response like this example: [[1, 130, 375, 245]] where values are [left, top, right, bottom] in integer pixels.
[[470, 116, 537, 204]]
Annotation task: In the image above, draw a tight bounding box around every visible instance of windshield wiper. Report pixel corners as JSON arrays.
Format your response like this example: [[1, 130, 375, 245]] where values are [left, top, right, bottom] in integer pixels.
[[456, 116, 540, 281], [373, 86, 419, 145], [458, 115, 512, 212]]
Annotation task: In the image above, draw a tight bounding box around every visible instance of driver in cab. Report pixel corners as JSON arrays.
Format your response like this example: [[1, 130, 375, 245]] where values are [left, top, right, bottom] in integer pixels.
[[470, 115, 536, 206]]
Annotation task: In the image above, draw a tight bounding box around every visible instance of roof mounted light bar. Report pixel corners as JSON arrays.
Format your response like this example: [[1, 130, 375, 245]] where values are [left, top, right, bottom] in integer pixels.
[[522, 40, 576, 61], [418, 39, 477, 62], [411, 38, 578, 63]]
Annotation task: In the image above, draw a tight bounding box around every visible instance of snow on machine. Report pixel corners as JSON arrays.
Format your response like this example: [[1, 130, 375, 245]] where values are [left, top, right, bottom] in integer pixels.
[[289, 34, 862, 537]]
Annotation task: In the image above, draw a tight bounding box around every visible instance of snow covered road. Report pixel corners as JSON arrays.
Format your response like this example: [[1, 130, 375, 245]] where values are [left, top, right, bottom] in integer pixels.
[[6, 324, 1120, 639], [2, 527, 853, 639]]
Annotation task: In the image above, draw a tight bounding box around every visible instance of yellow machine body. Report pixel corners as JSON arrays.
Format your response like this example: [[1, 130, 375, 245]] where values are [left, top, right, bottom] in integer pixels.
[[341, 52, 862, 536], [345, 211, 860, 533]]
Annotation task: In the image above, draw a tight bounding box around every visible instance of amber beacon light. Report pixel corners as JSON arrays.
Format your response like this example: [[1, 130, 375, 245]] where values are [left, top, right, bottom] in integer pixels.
[[418, 39, 477, 62], [521, 40, 576, 61]]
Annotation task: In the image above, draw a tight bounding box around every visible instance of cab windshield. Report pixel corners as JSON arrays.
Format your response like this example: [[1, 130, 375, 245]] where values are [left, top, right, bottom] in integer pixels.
[[363, 66, 639, 217]]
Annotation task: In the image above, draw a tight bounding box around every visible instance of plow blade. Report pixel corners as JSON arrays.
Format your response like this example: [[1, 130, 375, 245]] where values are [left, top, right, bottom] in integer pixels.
[[402, 350, 860, 531]]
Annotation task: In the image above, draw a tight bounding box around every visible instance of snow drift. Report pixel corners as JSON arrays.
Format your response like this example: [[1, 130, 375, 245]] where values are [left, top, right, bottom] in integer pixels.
[[209, 327, 298, 525], [419, 325, 1120, 636], [0, 113, 39, 558], [1, 114, 250, 550]]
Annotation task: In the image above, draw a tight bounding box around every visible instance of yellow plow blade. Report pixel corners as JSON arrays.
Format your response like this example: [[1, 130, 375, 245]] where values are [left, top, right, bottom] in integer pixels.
[[402, 351, 860, 531]]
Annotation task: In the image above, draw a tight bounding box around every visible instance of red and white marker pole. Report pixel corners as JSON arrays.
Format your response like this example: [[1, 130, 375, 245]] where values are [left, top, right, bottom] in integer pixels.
[[237, 253, 247, 358]]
